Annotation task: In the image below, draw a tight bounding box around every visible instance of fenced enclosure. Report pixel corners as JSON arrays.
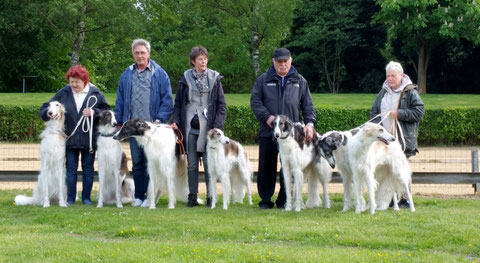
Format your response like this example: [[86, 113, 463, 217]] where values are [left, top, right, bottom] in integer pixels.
[[1, 143, 479, 194]]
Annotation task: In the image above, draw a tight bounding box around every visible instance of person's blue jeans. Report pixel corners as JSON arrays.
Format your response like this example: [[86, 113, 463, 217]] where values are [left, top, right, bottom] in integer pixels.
[[129, 137, 149, 201], [66, 148, 95, 203], [187, 132, 210, 195]]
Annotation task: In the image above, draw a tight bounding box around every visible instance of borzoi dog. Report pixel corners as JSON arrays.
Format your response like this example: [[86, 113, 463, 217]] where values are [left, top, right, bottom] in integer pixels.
[[273, 115, 332, 212], [316, 128, 362, 212], [113, 118, 189, 209], [347, 122, 414, 214], [15, 101, 68, 207], [96, 110, 135, 208], [206, 128, 253, 210]]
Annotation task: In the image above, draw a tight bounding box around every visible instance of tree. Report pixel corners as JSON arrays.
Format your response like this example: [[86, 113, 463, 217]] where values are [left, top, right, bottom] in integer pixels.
[[285, 0, 364, 93], [374, 0, 480, 93], [199, 0, 298, 77]]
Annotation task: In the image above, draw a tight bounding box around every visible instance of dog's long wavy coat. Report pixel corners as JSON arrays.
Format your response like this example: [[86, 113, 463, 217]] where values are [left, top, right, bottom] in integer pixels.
[[113, 118, 188, 209], [206, 128, 253, 210], [96, 110, 134, 208], [273, 115, 332, 212], [15, 101, 68, 207]]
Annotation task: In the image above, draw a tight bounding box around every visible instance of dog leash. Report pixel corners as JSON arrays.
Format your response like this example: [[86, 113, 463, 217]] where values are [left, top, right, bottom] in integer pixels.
[[173, 128, 186, 176], [368, 112, 406, 152], [66, 95, 98, 154]]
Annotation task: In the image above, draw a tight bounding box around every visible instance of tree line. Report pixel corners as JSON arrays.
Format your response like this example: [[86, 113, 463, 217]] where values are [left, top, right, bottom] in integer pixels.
[[1, 0, 479, 94]]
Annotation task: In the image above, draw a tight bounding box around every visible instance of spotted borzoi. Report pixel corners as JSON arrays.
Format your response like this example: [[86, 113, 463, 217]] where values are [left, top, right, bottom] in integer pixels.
[[96, 110, 135, 208], [15, 101, 68, 207], [113, 118, 189, 209], [347, 122, 414, 214], [206, 128, 253, 210], [273, 115, 332, 212]]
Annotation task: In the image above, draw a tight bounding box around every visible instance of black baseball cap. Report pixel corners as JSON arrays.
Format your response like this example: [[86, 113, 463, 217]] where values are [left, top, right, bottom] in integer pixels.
[[273, 48, 291, 61]]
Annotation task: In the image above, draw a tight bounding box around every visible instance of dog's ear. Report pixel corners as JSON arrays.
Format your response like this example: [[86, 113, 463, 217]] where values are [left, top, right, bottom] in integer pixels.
[[135, 119, 149, 132], [208, 129, 215, 139]]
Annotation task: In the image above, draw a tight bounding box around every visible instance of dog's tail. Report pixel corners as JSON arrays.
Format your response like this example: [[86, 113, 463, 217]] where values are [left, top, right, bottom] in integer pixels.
[[14, 194, 36, 206]]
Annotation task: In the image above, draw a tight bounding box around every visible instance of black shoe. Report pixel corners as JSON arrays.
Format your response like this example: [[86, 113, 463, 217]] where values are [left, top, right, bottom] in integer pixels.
[[259, 201, 274, 210], [389, 199, 394, 208], [186, 194, 199, 207], [398, 198, 410, 209], [206, 197, 212, 208]]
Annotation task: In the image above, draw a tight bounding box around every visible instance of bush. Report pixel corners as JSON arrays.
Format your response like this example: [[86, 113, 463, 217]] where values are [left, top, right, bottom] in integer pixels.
[[2, 104, 480, 146]]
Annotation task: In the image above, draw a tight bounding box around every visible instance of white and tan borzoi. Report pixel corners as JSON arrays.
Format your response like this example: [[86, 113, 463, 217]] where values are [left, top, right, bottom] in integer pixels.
[[96, 110, 135, 208], [113, 118, 189, 209], [206, 128, 253, 210], [15, 101, 68, 207], [273, 115, 333, 212], [347, 122, 415, 214]]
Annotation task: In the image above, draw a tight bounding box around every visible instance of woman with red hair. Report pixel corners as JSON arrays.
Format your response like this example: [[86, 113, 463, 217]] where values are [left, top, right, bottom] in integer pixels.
[[39, 64, 110, 205]]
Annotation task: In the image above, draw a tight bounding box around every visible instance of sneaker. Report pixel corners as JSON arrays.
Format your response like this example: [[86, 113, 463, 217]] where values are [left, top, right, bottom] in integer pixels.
[[141, 199, 151, 207], [82, 199, 93, 205], [132, 198, 143, 207], [398, 198, 410, 209]]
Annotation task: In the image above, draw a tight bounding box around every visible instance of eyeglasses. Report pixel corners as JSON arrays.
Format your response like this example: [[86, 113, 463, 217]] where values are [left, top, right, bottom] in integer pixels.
[[133, 51, 148, 56]]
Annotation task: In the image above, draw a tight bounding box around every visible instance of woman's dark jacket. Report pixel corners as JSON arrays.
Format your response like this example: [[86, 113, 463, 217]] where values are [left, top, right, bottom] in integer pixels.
[[39, 84, 111, 151]]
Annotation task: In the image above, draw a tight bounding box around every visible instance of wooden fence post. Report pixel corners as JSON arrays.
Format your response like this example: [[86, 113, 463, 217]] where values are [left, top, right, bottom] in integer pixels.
[[472, 149, 479, 195]]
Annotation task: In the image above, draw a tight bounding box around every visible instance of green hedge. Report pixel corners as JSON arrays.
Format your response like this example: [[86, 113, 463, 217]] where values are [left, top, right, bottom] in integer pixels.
[[1, 105, 480, 145]]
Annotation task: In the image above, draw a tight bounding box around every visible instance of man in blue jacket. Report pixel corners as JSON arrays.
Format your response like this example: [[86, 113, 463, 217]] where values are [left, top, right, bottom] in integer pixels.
[[115, 38, 174, 206], [250, 48, 316, 209]]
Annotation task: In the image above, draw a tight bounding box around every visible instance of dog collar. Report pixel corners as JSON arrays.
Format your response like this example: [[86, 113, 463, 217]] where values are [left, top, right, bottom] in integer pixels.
[[100, 133, 115, 137]]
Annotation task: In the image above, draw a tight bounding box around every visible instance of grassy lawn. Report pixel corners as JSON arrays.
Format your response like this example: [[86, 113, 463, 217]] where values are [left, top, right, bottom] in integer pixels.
[[2, 93, 480, 108], [1, 190, 479, 262]]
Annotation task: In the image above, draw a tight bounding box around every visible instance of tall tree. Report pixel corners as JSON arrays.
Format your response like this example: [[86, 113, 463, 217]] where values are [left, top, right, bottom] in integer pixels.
[[285, 0, 364, 93], [374, 0, 480, 93], [200, 0, 298, 77]]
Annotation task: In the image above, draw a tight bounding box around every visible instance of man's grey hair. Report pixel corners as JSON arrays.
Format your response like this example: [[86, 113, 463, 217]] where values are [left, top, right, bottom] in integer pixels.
[[131, 39, 151, 53], [385, 61, 403, 74]]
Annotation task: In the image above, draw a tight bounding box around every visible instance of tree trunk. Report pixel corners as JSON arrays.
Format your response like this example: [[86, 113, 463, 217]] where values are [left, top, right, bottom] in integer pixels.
[[416, 40, 431, 94], [70, 3, 87, 66], [252, 30, 261, 77]]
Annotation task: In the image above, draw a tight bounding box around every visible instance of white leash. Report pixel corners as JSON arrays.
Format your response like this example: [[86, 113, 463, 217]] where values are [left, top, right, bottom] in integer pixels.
[[368, 112, 406, 152], [66, 96, 98, 153]]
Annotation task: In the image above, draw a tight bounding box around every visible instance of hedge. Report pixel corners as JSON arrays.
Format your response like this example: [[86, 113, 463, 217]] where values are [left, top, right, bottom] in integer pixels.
[[1, 105, 480, 145]]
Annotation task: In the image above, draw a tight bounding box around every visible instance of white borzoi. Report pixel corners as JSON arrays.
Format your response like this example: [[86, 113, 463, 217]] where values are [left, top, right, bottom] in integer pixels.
[[96, 110, 135, 208], [273, 115, 332, 212], [206, 128, 253, 210], [15, 101, 68, 207], [347, 122, 414, 214], [113, 118, 189, 209]]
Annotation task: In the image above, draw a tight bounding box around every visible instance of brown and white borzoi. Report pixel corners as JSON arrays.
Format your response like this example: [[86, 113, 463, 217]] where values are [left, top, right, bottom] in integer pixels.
[[113, 118, 189, 209], [15, 101, 68, 207], [96, 110, 134, 208], [273, 115, 333, 212], [206, 128, 253, 210]]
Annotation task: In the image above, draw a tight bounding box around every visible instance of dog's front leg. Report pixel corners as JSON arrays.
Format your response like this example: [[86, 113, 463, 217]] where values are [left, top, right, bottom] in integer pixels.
[[221, 173, 231, 210], [365, 171, 378, 215], [42, 173, 50, 208], [166, 174, 175, 209], [293, 169, 304, 212], [58, 167, 67, 207], [147, 180, 156, 209], [114, 170, 123, 208], [97, 169, 105, 208], [282, 167, 293, 211], [306, 173, 320, 208], [352, 173, 364, 214]]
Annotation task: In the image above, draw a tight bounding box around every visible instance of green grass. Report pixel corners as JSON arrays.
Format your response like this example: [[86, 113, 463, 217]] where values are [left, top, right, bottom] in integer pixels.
[[3, 93, 480, 108], [1, 190, 479, 262]]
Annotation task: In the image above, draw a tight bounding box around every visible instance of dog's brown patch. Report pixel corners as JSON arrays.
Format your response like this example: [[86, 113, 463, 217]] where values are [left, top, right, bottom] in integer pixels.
[[223, 140, 239, 157], [120, 152, 129, 176]]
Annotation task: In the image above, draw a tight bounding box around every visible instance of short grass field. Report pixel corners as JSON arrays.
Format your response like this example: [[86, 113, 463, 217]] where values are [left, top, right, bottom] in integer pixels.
[[2, 93, 480, 108], [0, 190, 479, 263]]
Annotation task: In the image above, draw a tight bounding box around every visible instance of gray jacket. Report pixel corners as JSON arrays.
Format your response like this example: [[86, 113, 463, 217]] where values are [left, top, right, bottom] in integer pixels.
[[250, 66, 316, 138], [370, 84, 425, 157]]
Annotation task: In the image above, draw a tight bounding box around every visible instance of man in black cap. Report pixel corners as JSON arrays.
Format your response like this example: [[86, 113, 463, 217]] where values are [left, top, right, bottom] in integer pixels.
[[250, 47, 316, 209]]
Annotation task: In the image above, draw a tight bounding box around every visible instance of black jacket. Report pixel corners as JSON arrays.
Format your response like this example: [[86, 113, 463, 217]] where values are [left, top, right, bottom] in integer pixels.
[[250, 66, 316, 137], [39, 84, 111, 150], [171, 72, 227, 150]]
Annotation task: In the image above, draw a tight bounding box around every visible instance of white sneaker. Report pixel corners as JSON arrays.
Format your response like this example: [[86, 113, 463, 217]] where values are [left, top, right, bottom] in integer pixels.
[[132, 198, 143, 207], [141, 199, 151, 207]]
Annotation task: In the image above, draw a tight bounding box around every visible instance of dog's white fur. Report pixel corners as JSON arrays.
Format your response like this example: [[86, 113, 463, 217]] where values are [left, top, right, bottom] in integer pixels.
[[273, 115, 332, 212], [207, 128, 253, 210], [347, 122, 415, 214], [114, 119, 189, 209], [96, 110, 134, 208], [15, 101, 68, 207]]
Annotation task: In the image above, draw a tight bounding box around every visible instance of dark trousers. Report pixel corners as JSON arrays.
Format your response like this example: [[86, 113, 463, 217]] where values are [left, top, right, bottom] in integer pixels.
[[129, 138, 149, 201], [187, 132, 210, 195], [66, 148, 95, 203], [257, 137, 286, 208]]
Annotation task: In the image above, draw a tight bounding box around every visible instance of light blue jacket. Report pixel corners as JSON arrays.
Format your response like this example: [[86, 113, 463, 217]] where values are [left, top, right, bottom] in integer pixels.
[[115, 59, 173, 124]]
